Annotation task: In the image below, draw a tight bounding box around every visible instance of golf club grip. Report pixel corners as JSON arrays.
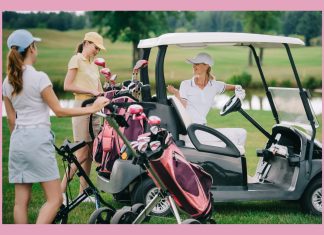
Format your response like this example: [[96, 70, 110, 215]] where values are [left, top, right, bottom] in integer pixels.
[[81, 97, 96, 107]]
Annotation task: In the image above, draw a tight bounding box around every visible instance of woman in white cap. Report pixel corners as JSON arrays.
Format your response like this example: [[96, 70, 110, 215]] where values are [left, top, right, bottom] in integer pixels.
[[61, 32, 106, 203], [167, 52, 247, 147], [2, 29, 109, 223]]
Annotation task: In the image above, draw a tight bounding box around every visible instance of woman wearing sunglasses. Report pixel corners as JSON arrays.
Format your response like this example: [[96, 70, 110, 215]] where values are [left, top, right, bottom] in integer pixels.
[[61, 32, 106, 203]]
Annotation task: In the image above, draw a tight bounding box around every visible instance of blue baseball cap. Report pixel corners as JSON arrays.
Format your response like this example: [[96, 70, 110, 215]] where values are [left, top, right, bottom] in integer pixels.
[[7, 29, 41, 53]]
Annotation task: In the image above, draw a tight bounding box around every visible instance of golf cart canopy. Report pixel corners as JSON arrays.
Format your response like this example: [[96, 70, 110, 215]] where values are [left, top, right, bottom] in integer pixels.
[[138, 32, 305, 49]]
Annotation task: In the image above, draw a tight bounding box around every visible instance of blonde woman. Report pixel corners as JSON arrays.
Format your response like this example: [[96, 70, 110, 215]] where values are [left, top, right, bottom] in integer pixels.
[[167, 52, 246, 146]]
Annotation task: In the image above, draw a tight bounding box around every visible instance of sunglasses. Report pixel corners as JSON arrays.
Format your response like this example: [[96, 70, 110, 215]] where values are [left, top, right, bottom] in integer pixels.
[[88, 41, 100, 51]]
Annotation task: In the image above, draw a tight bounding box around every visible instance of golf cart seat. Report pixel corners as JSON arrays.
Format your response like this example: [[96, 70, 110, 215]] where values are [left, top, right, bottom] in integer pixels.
[[168, 95, 246, 155]]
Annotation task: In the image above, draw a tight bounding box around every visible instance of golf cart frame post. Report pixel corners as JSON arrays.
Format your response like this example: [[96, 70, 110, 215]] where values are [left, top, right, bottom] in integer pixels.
[[139, 34, 317, 179]]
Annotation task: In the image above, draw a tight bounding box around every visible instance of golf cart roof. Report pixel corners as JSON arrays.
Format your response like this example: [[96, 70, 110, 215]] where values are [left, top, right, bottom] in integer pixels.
[[138, 32, 305, 49]]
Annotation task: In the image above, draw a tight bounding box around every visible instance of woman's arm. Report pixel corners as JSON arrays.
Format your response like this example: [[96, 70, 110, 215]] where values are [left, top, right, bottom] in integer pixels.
[[64, 69, 101, 96], [41, 86, 109, 117], [167, 85, 187, 108], [3, 97, 16, 134], [225, 84, 236, 91]]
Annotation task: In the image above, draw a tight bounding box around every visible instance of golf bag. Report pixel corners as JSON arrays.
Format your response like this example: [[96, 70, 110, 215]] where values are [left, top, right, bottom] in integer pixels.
[[92, 93, 144, 176], [148, 131, 213, 219]]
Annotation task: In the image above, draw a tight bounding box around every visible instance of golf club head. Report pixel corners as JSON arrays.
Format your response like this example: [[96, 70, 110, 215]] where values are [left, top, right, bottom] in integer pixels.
[[137, 141, 148, 153], [94, 58, 106, 67], [148, 116, 161, 126], [130, 141, 139, 149], [150, 126, 159, 135], [150, 141, 161, 151], [132, 112, 146, 121], [128, 104, 144, 115], [100, 68, 111, 77], [110, 74, 117, 82], [137, 136, 151, 143], [133, 59, 148, 71]]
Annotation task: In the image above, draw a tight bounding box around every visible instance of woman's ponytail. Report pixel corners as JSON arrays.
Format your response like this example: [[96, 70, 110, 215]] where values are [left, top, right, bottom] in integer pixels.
[[6, 46, 28, 96]]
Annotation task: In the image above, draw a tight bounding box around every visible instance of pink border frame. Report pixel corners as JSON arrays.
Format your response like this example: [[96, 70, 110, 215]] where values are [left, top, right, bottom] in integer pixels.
[[1, 0, 323, 234]]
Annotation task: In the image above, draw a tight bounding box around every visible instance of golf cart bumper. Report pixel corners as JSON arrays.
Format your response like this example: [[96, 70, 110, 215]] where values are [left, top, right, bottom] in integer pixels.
[[97, 159, 143, 194]]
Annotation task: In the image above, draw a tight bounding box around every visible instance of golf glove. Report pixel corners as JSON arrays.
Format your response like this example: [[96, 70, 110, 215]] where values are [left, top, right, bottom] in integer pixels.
[[235, 85, 245, 101]]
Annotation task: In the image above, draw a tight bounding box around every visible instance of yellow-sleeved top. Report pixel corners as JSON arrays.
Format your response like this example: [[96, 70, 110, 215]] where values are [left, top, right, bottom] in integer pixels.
[[68, 53, 103, 100]]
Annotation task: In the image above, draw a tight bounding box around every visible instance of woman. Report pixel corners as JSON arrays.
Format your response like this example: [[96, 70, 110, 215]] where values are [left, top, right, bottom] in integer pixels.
[[167, 52, 247, 147], [2, 29, 109, 224], [61, 32, 106, 202]]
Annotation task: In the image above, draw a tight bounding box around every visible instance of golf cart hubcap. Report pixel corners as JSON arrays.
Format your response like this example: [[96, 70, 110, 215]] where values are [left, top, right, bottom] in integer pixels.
[[146, 187, 170, 214], [311, 187, 322, 212]]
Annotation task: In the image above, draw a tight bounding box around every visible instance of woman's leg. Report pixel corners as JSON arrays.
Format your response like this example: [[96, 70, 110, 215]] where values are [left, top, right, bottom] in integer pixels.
[[78, 143, 93, 194], [60, 145, 90, 193], [14, 183, 32, 224], [36, 179, 62, 224]]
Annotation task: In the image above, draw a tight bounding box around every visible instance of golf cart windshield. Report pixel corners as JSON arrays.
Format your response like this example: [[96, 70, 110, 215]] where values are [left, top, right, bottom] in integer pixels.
[[269, 87, 319, 133]]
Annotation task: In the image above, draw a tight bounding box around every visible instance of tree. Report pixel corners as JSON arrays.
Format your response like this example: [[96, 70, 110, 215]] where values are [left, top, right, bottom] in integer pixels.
[[242, 12, 282, 66], [296, 12, 321, 46], [283, 12, 321, 46], [89, 11, 195, 65]]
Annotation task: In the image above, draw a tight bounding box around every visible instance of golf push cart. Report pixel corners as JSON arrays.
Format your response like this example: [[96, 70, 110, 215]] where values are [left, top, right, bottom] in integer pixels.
[[94, 32, 322, 218]]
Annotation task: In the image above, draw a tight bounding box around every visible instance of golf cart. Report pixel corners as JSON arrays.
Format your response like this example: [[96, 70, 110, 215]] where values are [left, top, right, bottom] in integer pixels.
[[95, 32, 322, 218]]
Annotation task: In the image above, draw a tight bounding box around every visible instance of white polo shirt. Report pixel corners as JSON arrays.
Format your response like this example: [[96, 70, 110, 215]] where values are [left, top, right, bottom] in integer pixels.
[[179, 77, 226, 124]]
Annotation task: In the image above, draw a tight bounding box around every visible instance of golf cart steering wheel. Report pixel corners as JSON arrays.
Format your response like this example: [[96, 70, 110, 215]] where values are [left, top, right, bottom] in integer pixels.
[[220, 95, 242, 116]]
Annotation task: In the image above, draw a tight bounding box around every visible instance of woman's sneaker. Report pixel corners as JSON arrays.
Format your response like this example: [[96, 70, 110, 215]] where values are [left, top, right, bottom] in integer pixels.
[[80, 194, 96, 203], [62, 193, 69, 206]]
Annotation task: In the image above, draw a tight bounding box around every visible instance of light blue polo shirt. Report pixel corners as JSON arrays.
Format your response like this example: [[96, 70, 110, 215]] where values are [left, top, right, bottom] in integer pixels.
[[179, 77, 225, 124]]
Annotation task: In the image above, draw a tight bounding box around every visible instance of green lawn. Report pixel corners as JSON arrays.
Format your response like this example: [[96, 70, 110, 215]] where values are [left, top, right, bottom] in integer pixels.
[[2, 29, 322, 90], [2, 109, 322, 224]]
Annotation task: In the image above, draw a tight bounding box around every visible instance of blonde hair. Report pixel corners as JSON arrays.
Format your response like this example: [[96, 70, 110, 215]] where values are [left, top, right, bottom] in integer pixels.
[[207, 66, 215, 80], [6, 44, 32, 96]]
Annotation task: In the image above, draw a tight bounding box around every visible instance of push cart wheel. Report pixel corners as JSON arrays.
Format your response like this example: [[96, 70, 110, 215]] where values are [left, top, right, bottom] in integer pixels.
[[131, 178, 171, 216], [131, 203, 145, 214], [181, 219, 201, 224], [110, 207, 137, 224], [88, 207, 115, 224], [300, 177, 322, 216], [131, 203, 150, 223]]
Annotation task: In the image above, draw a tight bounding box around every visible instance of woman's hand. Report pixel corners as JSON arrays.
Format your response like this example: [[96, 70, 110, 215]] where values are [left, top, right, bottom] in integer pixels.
[[167, 85, 180, 97], [90, 90, 102, 96], [92, 96, 110, 112]]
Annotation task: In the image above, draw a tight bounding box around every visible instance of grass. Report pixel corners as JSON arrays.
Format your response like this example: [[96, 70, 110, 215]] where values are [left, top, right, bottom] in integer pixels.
[[2, 28, 322, 91], [2, 109, 322, 224]]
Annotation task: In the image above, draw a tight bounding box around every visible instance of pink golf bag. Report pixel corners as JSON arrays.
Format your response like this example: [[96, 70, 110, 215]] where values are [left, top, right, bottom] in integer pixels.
[[92, 92, 144, 176], [149, 134, 213, 219]]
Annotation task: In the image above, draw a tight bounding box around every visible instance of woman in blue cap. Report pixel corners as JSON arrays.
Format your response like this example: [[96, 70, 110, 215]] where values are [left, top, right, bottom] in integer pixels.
[[2, 29, 109, 224]]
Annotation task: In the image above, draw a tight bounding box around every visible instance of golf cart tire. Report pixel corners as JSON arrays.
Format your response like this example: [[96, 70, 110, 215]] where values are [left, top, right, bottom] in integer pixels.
[[300, 177, 322, 216], [181, 219, 201, 224], [88, 207, 115, 224], [131, 178, 171, 217]]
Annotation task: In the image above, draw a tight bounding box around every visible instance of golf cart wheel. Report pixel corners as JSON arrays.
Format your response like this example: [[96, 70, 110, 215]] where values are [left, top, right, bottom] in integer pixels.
[[131, 178, 171, 217], [88, 207, 115, 224], [301, 177, 322, 216], [110, 207, 137, 224], [181, 219, 201, 224]]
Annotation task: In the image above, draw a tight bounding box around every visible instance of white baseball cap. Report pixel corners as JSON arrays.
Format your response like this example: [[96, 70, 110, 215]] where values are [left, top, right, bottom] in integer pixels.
[[7, 29, 41, 53], [186, 52, 214, 67]]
